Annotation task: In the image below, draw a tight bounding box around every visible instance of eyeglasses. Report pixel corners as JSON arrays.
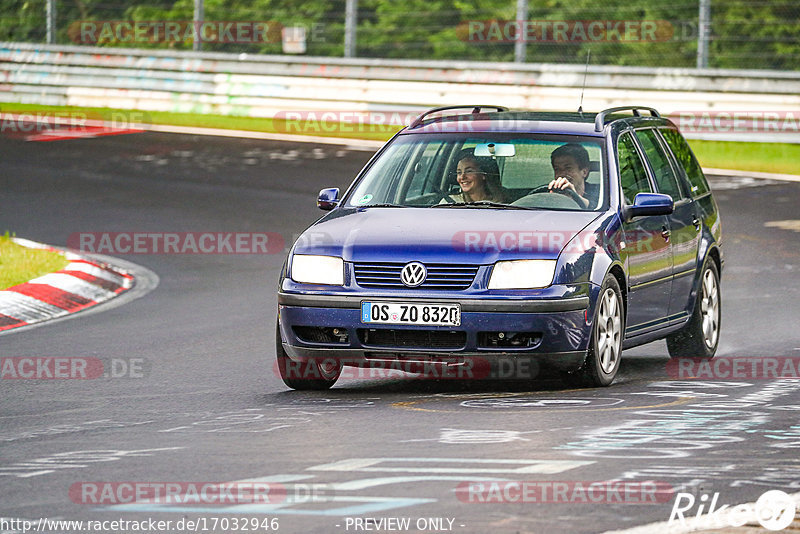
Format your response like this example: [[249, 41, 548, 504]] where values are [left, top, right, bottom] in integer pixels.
[[456, 168, 484, 176]]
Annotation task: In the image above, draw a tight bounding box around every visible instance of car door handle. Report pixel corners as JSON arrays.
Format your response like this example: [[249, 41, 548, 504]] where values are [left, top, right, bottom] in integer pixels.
[[661, 226, 671, 241], [692, 216, 701, 230]]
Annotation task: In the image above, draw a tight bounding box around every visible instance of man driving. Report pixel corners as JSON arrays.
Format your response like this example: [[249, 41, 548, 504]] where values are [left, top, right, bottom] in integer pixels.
[[548, 143, 593, 208]]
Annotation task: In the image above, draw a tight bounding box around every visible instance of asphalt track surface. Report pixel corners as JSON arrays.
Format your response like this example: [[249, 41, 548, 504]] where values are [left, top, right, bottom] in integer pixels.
[[1, 131, 799, 534]]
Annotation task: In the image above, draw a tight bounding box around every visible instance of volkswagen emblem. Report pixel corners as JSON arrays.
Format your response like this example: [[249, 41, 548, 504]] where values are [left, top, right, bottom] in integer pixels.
[[400, 262, 427, 287]]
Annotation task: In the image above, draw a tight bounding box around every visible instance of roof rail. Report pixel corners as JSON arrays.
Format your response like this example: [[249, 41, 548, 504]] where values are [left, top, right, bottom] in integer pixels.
[[594, 106, 660, 132], [409, 105, 508, 129]]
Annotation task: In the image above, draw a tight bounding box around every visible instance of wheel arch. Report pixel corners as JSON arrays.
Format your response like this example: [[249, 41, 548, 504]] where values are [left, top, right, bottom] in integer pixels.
[[707, 245, 722, 278], [607, 263, 628, 321], [590, 253, 628, 324]]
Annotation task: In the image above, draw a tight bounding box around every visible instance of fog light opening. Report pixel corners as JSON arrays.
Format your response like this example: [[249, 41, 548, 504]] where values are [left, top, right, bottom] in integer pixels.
[[292, 326, 349, 344], [479, 331, 542, 348]]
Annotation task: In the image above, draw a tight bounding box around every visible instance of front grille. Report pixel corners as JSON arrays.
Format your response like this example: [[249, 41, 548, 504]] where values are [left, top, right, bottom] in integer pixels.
[[353, 262, 479, 290], [358, 328, 467, 349]]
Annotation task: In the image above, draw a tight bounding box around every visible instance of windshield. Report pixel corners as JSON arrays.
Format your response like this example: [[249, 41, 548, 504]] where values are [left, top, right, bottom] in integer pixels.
[[346, 133, 606, 211]]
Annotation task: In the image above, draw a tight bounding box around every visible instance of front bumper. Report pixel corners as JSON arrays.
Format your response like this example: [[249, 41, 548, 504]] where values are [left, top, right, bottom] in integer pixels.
[[278, 291, 592, 371]]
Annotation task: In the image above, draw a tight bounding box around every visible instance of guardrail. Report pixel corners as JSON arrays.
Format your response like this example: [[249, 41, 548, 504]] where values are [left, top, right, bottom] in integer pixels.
[[2, 42, 799, 143]]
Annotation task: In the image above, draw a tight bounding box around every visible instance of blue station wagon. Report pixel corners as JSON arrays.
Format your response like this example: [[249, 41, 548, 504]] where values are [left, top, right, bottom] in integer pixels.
[[276, 106, 723, 389]]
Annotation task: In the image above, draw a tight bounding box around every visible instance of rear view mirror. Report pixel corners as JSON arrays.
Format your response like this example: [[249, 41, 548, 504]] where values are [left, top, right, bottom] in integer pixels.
[[474, 143, 515, 157], [317, 188, 340, 211]]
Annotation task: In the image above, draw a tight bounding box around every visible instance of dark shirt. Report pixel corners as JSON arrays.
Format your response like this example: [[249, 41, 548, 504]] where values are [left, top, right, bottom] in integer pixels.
[[584, 182, 600, 208]]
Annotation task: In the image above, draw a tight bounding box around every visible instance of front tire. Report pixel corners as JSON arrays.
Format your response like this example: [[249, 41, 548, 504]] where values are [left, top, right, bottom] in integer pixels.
[[275, 321, 341, 390], [667, 260, 720, 359], [563, 274, 625, 388]]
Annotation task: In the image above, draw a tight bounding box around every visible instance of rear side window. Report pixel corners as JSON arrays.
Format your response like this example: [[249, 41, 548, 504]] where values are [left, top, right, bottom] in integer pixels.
[[617, 133, 652, 204], [634, 129, 683, 201], [406, 141, 448, 198], [660, 128, 710, 197]]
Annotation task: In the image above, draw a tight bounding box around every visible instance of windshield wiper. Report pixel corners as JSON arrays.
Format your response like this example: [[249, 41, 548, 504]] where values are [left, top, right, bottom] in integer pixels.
[[431, 201, 533, 210], [359, 203, 408, 208]]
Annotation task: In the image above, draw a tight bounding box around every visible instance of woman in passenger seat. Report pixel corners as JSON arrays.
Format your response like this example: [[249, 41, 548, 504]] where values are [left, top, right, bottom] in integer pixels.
[[452, 148, 510, 203]]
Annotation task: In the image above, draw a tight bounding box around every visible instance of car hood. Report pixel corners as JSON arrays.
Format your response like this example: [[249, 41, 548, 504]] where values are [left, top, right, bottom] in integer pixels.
[[294, 208, 602, 263]]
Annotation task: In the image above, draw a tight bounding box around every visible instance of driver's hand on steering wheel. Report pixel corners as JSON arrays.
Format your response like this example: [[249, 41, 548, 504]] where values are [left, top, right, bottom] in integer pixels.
[[548, 177, 589, 207]]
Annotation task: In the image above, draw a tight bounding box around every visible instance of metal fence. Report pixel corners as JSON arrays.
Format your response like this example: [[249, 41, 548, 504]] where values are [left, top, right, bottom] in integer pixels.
[[3, 0, 799, 70], [3, 42, 799, 133]]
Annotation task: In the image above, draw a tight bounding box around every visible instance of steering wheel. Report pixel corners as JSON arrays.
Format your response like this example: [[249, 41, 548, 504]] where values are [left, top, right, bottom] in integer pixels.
[[526, 184, 585, 207], [430, 185, 455, 204]]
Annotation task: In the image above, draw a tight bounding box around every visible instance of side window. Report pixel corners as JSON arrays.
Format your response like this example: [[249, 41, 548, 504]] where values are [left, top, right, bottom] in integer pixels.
[[617, 133, 652, 205], [405, 141, 446, 198], [660, 128, 710, 197], [634, 129, 682, 201]]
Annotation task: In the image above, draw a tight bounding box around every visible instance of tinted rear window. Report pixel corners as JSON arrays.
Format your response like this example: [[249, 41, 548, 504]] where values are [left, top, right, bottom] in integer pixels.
[[617, 133, 652, 204], [660, 128, 710, 197], [635, 129, 683, 201]]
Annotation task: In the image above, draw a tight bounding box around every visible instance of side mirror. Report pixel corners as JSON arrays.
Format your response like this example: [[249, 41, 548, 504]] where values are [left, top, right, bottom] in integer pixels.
[[624, 192, 673, 221], [317, 188, 340, 211]]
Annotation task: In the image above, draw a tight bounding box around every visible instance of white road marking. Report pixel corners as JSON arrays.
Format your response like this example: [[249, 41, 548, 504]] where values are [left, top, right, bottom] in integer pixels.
[[61, 262, 129, 286], [766, 220, 800, 233], [26, 273, 115, 301], [330, 475, 511, 491], [0, 292, 67, 321], [402, 428, 539, 444], [308, 457, 594, 474]]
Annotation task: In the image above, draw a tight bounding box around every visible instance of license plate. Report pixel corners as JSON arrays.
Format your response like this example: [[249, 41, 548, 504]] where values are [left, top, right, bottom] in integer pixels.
[[361, 302, 461, 326]]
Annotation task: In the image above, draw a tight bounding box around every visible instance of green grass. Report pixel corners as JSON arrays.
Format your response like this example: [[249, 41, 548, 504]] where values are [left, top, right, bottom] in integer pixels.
[[2, 102, 798, 175], [0, 234, 69, 290], [0, 102, 399, 142], [687, 139, 800, 176]]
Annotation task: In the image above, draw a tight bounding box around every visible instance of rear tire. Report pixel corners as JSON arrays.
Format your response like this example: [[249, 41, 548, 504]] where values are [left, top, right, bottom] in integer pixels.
[[667, 260, 720, 359], [275, 321, 341, 390], [563, 274, 624, 388]]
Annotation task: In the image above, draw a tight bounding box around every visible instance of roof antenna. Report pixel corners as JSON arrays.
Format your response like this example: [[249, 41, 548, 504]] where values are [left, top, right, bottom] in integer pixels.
[[578, 50, 591, 117]]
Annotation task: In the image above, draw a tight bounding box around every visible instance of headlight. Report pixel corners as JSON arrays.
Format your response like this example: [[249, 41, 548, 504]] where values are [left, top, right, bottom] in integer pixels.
[[488, 260, 556, 289], [291, 255, 344, 285]]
